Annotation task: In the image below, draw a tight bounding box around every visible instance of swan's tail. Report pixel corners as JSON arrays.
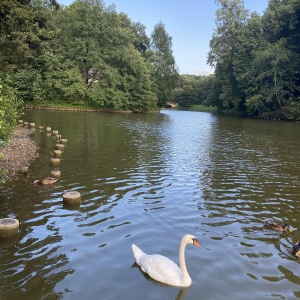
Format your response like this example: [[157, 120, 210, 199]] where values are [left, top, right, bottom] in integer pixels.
[[132, 244, 145, 266]]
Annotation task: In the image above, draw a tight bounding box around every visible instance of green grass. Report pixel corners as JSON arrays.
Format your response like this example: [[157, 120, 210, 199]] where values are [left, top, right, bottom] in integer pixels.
[[185, 105, 218, 113], [25, 101, 90, 109]]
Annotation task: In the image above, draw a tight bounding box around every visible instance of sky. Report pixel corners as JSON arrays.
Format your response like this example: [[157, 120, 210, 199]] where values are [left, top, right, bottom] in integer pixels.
[[58, 0, 270, 75]]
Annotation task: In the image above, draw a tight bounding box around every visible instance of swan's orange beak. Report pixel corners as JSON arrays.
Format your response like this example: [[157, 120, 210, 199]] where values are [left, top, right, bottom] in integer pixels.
[[193, 239, 201, 248]]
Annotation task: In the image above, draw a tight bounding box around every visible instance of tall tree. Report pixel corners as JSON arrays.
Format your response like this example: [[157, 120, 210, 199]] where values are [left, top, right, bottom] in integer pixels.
[[262, 0, 300, 105], [207, 0, 249, 113], [150, 21, 179, 107], [233, 12, 266, 96], [242, 0, 300, 119], [245, 39, 298, 116]]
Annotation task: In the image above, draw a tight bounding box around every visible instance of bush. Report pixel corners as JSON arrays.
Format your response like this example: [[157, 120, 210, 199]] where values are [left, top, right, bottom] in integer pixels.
[[0, 80, 23, 140]]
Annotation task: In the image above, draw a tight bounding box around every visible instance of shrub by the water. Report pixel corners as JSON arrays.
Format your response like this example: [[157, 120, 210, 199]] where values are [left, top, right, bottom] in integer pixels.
[[0, 80, 23, 140]]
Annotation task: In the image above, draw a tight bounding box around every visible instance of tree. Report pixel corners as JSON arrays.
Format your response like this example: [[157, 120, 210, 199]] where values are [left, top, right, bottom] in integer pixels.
[[0, 0, 57, 71], [207, 0, 249, 113], [206, 0, 300, 119], [150, 21, 179, 107], [246, 39, 298, 117], [170, 75, 211, 106], [0, 0, 59, 103], [261, 0, 300, 118], [1, 0, 161, 112], [116, 12, 151, 57], [233, 12, 266, 96]]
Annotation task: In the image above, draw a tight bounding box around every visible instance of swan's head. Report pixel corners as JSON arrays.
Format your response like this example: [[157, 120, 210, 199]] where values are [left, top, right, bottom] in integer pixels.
[[183, 234, 201, 247]]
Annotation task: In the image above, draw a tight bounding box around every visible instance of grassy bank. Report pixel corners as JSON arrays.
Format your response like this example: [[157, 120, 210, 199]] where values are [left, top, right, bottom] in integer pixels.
[[181, 105, 218, 113], [24, 102, 160, 113]]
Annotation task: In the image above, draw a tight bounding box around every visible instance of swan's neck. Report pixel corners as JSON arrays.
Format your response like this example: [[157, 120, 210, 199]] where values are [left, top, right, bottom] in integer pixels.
[[179, 239, 191, 285]]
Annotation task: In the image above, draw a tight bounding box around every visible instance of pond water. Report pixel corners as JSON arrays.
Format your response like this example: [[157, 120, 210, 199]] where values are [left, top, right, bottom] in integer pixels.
[[1, 109, 300, 300]]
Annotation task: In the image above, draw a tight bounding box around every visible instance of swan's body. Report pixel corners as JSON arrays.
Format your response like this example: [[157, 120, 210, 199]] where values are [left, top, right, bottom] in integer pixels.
[[264, 220, 292, 232], [132, 234, 200, 287]]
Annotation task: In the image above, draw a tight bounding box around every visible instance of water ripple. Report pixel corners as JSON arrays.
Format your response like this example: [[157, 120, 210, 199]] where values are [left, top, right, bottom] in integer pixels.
[[1, 110, 300, 299]]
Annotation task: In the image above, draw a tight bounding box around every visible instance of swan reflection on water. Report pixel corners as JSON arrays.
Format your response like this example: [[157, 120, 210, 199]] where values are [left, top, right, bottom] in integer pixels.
[[132, 262, 191, 300]]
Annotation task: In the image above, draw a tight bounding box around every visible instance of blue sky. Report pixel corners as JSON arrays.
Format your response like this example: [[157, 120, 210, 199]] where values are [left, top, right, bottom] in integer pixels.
[[58, 0, 269, 75]]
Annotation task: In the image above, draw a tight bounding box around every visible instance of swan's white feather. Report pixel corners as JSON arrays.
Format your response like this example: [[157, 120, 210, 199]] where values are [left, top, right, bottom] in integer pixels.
[[140, 253, 182, 286], [132, 244, 186, 286]]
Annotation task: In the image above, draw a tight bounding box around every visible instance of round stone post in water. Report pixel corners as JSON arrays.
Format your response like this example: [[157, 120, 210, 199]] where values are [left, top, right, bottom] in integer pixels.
[[0, 218, 19, 237], [63, 191, 81, 205], [55, 144, 64, 151], [60, 139, 68, 144], [51, 170, 61, 179], [51, 158, 60, 166], [54, 150, 62, 158]]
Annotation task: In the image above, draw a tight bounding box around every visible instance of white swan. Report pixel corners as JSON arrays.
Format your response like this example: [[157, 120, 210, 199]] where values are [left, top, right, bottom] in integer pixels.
[[132, 234, 201, 287]]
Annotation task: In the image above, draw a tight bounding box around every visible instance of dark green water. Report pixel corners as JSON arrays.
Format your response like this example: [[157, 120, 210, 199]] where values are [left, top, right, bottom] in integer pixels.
[[1, 109, 300, 299]]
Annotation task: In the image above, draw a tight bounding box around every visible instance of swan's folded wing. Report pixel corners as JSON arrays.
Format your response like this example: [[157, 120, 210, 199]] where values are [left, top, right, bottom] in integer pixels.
[[140, 254, 182, 286]]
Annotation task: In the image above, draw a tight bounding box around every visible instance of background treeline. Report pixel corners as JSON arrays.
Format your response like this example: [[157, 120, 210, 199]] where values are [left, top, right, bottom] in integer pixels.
[[170, 74, 218, 108], [0, 0, 178, 124], [1, 0, 300, 141], [174, 0, 300, 120]]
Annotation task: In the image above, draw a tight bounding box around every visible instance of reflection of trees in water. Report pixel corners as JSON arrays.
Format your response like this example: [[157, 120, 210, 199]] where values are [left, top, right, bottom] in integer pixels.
[[1, 235, 74, 299], [0, 186, 79, 298], [200, 116, 300, 232]]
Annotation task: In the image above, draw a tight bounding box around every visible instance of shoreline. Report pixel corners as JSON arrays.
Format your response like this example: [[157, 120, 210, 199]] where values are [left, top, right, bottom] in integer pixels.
[[24, 105, 160, 114], [0, 127, 39, 182]]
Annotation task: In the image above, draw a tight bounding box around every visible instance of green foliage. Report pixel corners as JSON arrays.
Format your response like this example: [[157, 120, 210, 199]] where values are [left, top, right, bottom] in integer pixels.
[[246, 39, 298, 115], [0, 0, 166, 112], [245, 94, 265, 116], [160, 0, 300, 119], [4, 0, 298, 119], [0, 79, 23, 140], [46, 0, 158, 110], [208, 0, 249, 112], [0, 152, 8, 184], [170, 75, 214, 107], [283, 99, 300, 120], [151, 21, 179, 107], [207, 0, 300, 119]]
